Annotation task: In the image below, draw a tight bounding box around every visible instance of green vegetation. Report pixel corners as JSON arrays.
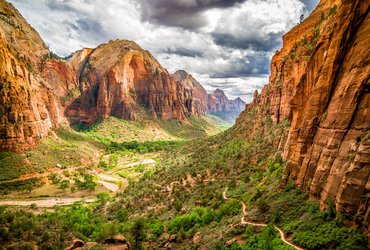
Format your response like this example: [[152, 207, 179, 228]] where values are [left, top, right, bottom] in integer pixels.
[[73, 174, 97, 191], [106, 140, 184, 154], [0, 126, 104, 182], [0, 98, 367, 249], [0, 152, 24, 181], [72, 116, 223, 144], [0, 178, 41, 194]]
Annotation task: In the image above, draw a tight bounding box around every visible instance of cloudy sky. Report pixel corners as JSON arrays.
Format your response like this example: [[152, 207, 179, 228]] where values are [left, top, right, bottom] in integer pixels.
[[9, 0, 319, 102]]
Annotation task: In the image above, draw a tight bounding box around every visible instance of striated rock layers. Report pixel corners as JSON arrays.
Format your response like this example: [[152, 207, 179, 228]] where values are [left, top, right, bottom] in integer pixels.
[[0, 1, 68, 151], [172, 70, 246, 121], [65, 41, 191, 124], [236, 0, 370, 226]]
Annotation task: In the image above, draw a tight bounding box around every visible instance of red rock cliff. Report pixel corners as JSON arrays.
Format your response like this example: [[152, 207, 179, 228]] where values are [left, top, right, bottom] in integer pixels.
[[172, 70, 246, 121], [0, 1, 67, 151], [236, 0, 370, 226], [65, 40, 192, 124], [0, 0, 210, 151], [172, 70, 209, 115]]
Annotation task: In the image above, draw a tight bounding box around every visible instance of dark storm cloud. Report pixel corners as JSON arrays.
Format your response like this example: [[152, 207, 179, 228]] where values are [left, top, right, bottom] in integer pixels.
[[162, 47, 204, 57], [139, 0, 246, 30], [209, 55, 270, 78], [211, 32, 283, 52]]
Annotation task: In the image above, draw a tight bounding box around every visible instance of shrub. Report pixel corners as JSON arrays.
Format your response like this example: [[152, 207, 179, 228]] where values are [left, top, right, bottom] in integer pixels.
[[256, 197, 269, 213], [131, 218, 146, 249], [149, 221, 164, 239]]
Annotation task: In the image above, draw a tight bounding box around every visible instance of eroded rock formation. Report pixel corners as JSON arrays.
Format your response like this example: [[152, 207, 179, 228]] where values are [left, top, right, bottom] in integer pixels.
[[65, 41, 192, 124], [236, 0, 370, 227], [172, 70, 246, 121], [0, 1, 66, 151]]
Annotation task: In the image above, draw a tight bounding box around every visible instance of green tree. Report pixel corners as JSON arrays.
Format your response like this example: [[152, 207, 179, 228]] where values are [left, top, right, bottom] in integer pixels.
[[261, 225, 275, 250], [131, 218, 146, 249], [58, 180, 69, 191]]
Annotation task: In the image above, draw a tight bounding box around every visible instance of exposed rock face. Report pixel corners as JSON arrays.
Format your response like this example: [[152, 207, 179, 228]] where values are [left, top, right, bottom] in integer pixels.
[[0, 1, 65, 151], [172, 70, 246, 121], [66, 41, 191, 124], [172, 70, 209, 114], [236, 0, 370, 226], [66, 236, 131, 250], [208, 89, 246, 121]]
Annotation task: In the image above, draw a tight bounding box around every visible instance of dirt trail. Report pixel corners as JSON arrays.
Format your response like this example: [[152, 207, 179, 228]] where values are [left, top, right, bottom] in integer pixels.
[[0, 197, 95, 207], [223, 188, 303, 250]]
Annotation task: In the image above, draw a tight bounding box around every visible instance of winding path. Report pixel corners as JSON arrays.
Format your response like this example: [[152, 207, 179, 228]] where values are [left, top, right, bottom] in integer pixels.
[[223, 188, 303, 250]]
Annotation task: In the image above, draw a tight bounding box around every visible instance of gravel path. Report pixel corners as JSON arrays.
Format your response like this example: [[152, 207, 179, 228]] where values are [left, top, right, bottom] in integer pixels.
[[223, 188, 303, 250]]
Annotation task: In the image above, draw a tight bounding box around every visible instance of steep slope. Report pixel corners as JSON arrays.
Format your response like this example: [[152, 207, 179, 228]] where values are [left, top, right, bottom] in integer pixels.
[[235, 0, 370, 227], [0, 1, 66, 152], [172, 70, 246, 121], [172, 70, 209, 114], [65, 41, 194, 124], [209, 89, 246, 121]]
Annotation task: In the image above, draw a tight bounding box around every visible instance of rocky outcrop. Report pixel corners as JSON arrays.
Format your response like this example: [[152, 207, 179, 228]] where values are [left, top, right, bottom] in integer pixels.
[[172, 70, 209, 115], [0, 1, 66, 151], [209, 89, 246, 121], [66, 236, 131, 250], [65, 41, 193, 124], [172, 70, 246, 121], [236, 0, 370, 226]]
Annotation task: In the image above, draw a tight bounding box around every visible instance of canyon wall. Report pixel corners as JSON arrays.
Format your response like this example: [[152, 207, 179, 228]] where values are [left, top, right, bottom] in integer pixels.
[[173, 70, 246, 121], [0, 1, 66, 151], [236, 0, 370, 227]]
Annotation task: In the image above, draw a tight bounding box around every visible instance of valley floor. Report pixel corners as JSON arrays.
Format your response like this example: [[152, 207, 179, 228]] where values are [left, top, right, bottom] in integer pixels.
[[0, 116, 368, 250]]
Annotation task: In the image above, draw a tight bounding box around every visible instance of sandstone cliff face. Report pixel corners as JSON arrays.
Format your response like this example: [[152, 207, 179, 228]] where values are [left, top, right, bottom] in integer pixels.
[[236, 0, 370, 226], [65, 40, 191, 124], [0, 1, 65, 151], [172, 70, 209, 115], [172, 71, 246, 121]]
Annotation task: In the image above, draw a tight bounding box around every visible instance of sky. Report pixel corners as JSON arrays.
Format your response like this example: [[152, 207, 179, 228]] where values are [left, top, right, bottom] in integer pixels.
[[9, 0, 319, 102]]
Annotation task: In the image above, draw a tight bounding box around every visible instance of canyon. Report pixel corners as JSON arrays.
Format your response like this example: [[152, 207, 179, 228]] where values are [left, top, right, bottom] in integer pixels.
[[0, 0, 369, 248], [0, 0, 244, 152]]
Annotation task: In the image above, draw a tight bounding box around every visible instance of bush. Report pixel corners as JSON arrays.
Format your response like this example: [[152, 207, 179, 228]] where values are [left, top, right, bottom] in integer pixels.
[[131, 218, 146, 249], [149, 221, 164, 239], [256, 198, 269, 213]]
